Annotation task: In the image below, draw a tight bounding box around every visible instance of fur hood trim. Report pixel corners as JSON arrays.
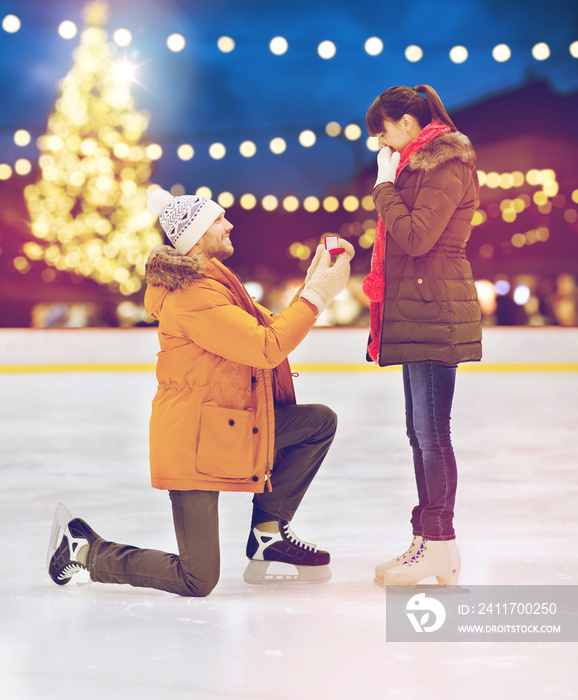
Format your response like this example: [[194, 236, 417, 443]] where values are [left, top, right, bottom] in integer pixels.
[[409, 131, 476, 173], [145, 245, 206, 291]]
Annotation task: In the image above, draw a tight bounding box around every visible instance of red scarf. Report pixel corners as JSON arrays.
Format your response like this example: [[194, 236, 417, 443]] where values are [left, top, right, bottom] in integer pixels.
[[362, 120, 453, 362]]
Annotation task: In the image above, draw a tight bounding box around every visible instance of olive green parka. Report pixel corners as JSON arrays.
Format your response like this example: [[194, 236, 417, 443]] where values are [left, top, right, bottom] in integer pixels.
[[372, 131, 482, 366]]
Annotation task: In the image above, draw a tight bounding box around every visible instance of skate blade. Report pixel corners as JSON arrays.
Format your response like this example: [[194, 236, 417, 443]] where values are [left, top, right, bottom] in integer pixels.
[[73, 569, 92, 587], [243, 560, 332, 585], [46, 502, 73, 569]]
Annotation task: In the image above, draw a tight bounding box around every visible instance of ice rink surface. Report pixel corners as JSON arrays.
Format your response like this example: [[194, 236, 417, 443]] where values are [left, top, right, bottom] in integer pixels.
[[1, 368, 576, 699]]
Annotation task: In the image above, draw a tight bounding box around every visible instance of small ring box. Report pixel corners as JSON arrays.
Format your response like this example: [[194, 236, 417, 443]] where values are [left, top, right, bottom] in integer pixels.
[[324, 235, 345, 255]]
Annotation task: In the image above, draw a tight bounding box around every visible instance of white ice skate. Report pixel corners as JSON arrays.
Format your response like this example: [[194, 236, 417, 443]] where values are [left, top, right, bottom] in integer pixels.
[[374, 536, 424, 585], [243, 521, 331, 585], [47, 503, 74, 570], [47, 503, 99, 586], [378, 539, 461, 586]]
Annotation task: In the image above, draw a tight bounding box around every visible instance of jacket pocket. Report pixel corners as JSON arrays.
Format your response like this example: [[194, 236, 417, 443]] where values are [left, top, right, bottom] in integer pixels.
[[396, 259, 440, 320], [196, 404, 255, 479], [414, 258, 434, 301]]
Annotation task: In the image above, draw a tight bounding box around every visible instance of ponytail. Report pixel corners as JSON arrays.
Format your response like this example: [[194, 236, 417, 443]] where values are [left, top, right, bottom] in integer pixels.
[[366, 84, 457, 135], [413, 85, 457, 131]]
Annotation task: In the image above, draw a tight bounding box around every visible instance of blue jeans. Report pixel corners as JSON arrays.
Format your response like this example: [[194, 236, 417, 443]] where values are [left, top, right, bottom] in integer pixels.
[[403, 362, 458, 541]]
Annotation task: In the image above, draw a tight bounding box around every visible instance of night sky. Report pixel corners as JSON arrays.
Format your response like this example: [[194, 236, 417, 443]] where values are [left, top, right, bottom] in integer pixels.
[[1, 0, 577, 199]]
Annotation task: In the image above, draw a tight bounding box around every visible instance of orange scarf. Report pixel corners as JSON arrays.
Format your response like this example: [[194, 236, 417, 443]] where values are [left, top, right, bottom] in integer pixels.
[[362, 121, 453, 362]]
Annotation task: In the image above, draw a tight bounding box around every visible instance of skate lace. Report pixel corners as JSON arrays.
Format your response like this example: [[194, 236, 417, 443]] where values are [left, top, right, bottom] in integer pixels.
[[403, 540, 427, 567], [282, 523, 317, 552], [58, 563, 86, 580], [397, 536, 418, 561]]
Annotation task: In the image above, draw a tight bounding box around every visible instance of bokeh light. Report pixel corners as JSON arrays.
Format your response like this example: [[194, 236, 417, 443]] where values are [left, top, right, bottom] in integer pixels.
[[318, 40, 336, 59], [449, 46, 468, 63], [146, 144, 162, 160], [15, 159, 32, 175], [270, 36, 288, 55], [283, 196, 299, 212], [405, 45, 423, 62], [239, 140, 257, 157], [299, 130, 316, 147], [303, 196, 320, 212], [344, 124, 362, 140], [167, 34, 186, 52], [240, 193, 257, 209], [113, 29, 132, 47], [323, 196, 339, 212], [14, 129, 31, 146], [361, 196, 374, 211], [492, 44, 511, 62], [58, 21, 78, 40], [218, 36, 235, 53], [209, 143, 226, 159], [364, 37, 383, 56], [262, 195, 278, 211], [2, 15, 21, 33], [217, 191, 235, 208], [532, 42, 550, 60], [325, 122, 341, 137], [343, 196, 359, 212], [474, 280, 497, 315], [513, 285, 531, 305], [177, 144, 194, 160], [495, 280, 511, 295], [0, 164, 13, 180], [269, 137, 286, 154], [366, 136, 380, 151], [244, 281, 264, 302]]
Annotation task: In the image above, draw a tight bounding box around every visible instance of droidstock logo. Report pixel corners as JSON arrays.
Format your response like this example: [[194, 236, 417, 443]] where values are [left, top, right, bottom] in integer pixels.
[[405, 593, 447, 633]]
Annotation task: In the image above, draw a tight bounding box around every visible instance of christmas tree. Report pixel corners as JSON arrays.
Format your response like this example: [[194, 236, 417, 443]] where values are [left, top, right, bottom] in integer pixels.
[[23, 0, 162, 297]]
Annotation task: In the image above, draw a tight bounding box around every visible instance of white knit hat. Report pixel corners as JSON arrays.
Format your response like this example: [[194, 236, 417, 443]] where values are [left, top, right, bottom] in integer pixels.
[[147, 188, 225, 255]]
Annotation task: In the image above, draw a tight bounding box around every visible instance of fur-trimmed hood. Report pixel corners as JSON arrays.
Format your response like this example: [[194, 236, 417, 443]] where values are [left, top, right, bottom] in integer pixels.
[[144, 245, 207, 320], [145, 244, 206, 291], [409, 131, 476, 173]]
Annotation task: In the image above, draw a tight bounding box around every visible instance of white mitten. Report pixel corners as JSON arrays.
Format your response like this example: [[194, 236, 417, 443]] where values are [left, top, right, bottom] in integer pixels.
[[304, 244, 325, 285], [375, 147, 401, 187], [300, 250, 351, 315]]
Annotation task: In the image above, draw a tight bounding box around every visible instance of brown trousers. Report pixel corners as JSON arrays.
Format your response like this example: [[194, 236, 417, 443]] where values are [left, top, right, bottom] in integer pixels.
[[88, 404, 337, 597]]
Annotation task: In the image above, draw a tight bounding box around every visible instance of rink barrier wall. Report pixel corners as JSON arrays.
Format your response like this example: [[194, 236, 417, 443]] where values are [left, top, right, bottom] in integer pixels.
[[0, 327, 577, 372]]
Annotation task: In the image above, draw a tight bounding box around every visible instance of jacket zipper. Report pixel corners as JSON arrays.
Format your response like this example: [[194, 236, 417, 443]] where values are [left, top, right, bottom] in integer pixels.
[[265, 464, 273, 492], [260, 367, 274, 492], [378, 228, 388, 364], [228, 267, 273, 491]]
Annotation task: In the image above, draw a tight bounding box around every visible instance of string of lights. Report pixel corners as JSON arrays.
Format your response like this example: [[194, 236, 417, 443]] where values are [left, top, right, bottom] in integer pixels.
[[2, 7, 577, 175], [3, 12, 578, 63], [0, 124, 377, 183], [172, 173, 572, 261], [3, 1, 578, 317]]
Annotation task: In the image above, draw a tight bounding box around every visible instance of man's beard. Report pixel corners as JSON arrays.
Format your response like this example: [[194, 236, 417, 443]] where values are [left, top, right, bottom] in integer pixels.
[[204, 240, 234, 262]]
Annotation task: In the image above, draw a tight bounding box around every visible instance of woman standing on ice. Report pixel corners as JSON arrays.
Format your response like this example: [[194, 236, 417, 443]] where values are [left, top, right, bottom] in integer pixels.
[[363, 85, 482, 586]]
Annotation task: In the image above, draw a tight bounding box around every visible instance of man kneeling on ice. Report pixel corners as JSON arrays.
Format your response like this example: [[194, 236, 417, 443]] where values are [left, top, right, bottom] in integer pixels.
[[47, 187, 353, 595]]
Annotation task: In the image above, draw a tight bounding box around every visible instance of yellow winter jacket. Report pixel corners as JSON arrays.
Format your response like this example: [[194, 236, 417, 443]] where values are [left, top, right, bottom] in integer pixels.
[[143, 245, 316, 492]]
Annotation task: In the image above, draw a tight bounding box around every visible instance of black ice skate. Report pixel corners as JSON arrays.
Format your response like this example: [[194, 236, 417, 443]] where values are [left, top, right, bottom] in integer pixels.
[[243, 520, 331, 584], [47, 503, 100, 586]]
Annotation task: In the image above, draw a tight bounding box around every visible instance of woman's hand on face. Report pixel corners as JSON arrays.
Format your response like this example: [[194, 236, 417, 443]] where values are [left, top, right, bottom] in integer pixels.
[[374, 147, 401, 188]]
